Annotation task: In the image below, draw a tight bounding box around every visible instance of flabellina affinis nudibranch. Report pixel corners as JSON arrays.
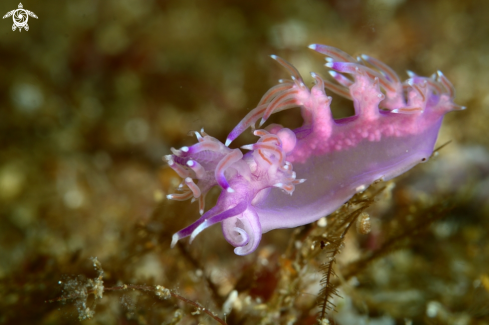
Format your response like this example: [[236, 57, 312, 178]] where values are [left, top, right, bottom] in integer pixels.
[[164, 44, 464, 255]]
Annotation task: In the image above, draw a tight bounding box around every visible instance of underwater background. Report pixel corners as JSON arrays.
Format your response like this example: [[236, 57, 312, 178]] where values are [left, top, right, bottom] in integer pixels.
[[0, 0, 488, 324]]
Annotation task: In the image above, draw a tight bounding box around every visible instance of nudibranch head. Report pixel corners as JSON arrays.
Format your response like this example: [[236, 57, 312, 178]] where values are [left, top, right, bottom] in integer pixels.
[[165, 44, 463, 255], [166, 128, 304, 255]]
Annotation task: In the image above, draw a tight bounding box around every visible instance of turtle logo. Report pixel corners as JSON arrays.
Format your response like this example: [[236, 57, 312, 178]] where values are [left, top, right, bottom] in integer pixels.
[[3, 3, 38, 32]]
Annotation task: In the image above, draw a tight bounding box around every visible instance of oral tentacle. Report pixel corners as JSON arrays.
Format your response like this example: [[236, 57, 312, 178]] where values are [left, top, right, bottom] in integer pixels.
[[189, 201, 248, 243], [170, 204, 224, 248]]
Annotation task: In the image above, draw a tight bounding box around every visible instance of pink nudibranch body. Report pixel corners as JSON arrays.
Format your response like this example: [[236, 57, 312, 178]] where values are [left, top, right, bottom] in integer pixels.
[[165, 44, 464, 255]]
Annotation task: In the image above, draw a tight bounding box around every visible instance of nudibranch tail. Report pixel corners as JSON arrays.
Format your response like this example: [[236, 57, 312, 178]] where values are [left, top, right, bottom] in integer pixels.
[[166, 44, 463, 255]]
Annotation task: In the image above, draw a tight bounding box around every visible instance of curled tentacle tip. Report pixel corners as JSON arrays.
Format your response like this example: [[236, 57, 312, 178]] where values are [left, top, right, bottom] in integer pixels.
[[325, 62, 334, 68], [259, 118, 266, 127], [225, 138, 232, 147], [310, 72, 317, 78], [170, 233, 179, 248], [391, 109, 400, 113], [437, 70, 444, 77], [308, 44, 317, 50], [181, 146, 189, 153], [325, 57, 334, 63], [166, 194, 173, 199], [199, 209, 204, 215], [241, 144, 254, 150], [270, 54, 278, 60], [227, 187, 235, 193], [361, 54, 369, 60], [328, 70, 338, 77], [461, 106, 467, 110], [163, 155, 172, 161]]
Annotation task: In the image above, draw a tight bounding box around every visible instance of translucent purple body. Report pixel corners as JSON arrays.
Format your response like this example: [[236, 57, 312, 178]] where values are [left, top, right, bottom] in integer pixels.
[[165, 45, 463, 255]]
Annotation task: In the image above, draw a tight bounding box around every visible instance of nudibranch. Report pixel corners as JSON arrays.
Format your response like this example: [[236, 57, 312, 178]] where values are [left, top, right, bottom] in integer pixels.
[[164, 44, 464, 255]]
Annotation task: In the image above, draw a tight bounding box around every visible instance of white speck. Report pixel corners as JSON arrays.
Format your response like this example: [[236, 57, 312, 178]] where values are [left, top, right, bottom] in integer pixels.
[[222, 290, 238, 315], [181, 146, 189, 152], [426, 301, 441, 318], [63, 188, 84, 209], [317, 217, 327, 227], [11, 83, 44, 113], [355, 185, 366, 193]]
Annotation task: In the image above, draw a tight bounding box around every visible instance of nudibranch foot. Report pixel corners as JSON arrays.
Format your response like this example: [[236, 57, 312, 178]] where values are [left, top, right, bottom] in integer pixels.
[[165, 44, 463, 255]]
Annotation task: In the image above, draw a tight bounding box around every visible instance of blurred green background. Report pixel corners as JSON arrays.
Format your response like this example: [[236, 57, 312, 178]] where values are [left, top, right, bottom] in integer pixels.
[[1, 0, 488, 324]]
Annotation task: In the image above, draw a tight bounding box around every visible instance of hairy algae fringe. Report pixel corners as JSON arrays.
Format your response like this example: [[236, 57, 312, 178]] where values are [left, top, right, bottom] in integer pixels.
[[49, 258, 228, 325], [316, 181, 388, 321], [317, 235, 342, 318], [341, 196, 454, 282]]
